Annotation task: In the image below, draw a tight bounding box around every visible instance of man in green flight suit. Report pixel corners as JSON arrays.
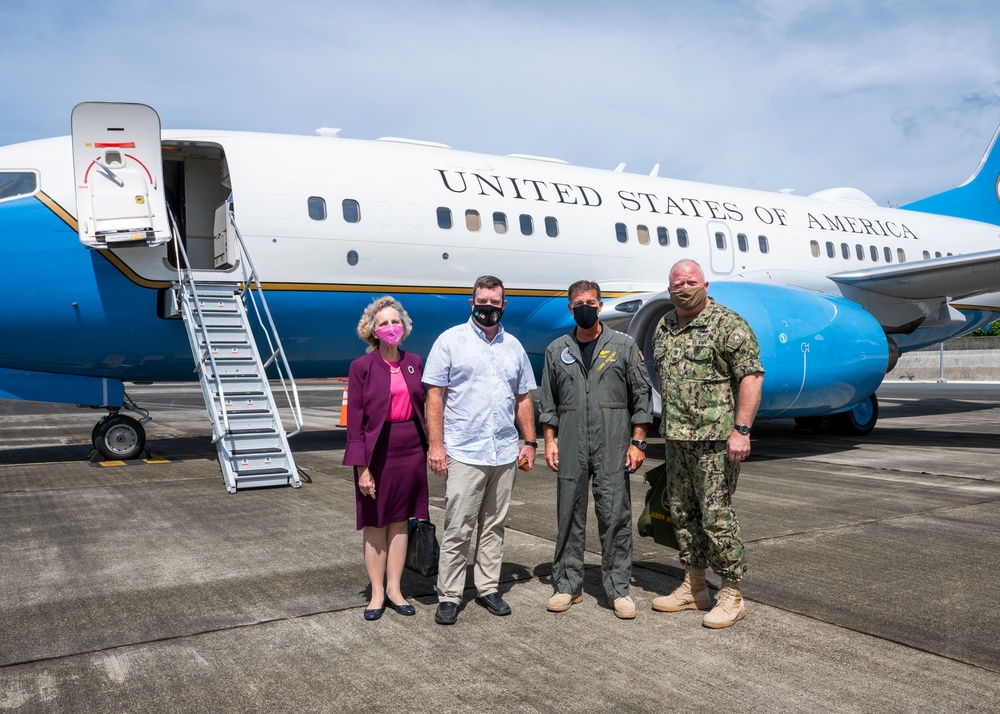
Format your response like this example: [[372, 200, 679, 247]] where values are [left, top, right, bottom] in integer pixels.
[[539, 280, 653, 619], [651, 259, 764, 629]]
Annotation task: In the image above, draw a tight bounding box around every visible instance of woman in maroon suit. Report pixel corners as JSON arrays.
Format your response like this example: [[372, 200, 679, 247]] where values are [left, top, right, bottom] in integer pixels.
[[344, 296, 429, 620]]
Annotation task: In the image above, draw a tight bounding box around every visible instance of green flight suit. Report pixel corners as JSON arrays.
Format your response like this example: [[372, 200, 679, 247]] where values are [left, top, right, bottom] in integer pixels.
[[539, 323, 653, 601]]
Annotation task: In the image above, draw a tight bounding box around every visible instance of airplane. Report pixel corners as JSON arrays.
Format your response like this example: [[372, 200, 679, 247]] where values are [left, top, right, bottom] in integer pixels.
[[2, 101, 999, 490]]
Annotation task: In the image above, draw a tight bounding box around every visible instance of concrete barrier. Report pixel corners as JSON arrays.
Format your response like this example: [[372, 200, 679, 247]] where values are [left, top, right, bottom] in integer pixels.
[[889, 336, 1000, 381]]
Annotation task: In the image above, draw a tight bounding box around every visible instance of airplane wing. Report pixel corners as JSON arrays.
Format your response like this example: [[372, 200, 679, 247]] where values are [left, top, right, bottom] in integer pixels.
[[829, 248, 1000, 299]]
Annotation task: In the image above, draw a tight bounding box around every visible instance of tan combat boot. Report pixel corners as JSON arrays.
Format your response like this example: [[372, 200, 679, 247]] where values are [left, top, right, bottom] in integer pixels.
[[613, 595, 637, 619], [547, 592, 583, 612], [651, 567, 711, 612], [702, 579, 746, 629]]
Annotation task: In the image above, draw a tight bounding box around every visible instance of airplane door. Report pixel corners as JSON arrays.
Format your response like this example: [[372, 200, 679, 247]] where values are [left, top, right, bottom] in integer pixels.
[[707, 221, 734, 275], [71, 102, 171, 248]]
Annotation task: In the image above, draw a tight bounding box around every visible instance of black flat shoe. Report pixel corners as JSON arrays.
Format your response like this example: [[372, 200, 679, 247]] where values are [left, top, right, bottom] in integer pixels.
[[385, 599, 416, 616], [435, 601, 458, 625], [475, 592, 511, 616], [363, 605, 384, 621]]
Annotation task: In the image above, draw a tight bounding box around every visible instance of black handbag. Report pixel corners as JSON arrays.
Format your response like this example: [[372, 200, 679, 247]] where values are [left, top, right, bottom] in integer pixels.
[[405, 518, 440, 577]]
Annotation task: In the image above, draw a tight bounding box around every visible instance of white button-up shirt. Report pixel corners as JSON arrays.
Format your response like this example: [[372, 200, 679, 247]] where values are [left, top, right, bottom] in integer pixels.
[[423, 319, 537, 466]]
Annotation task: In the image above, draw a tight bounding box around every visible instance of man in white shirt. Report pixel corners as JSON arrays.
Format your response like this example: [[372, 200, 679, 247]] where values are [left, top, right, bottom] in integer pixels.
[[424, 275, 537, 625]]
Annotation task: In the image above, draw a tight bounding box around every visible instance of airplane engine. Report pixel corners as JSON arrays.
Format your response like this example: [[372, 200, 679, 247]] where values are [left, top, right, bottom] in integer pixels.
[[625, 282, 889, 422]]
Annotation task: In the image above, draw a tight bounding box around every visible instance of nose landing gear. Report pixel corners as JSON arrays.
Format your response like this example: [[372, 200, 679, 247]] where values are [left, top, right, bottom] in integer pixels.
[[91, 396, 151, 461]]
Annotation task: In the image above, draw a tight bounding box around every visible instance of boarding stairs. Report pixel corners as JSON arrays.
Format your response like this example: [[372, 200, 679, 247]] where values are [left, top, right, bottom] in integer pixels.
[[172, 207, 303, 493]]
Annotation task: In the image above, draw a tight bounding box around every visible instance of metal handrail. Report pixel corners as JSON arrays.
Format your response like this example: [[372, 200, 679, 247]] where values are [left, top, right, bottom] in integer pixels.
[[169, 214, 232, 442], [227, 205, 304, 437]]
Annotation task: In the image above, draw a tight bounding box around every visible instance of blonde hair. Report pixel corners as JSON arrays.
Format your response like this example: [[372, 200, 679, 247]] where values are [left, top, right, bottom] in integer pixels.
[[356, 296, 413, 347]]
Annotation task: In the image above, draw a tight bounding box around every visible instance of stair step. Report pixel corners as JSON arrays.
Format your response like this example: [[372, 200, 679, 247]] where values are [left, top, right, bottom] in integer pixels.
[[231, 447, 284, 456], [235, 467, 292, 477], [228, 427, 277, 435]]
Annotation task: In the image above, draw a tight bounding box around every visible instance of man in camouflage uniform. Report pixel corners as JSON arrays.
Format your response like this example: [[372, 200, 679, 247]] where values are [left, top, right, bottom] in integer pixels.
[[651, 259, 764, 629], [539, 280, 653, 619]]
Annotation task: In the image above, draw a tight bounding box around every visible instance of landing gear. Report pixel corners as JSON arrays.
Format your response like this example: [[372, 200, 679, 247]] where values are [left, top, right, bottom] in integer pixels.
[[794, 394, 879, 436], [833, 393, 879, 436], [93, 414, 146, 460], [91, 394, 151, 460]]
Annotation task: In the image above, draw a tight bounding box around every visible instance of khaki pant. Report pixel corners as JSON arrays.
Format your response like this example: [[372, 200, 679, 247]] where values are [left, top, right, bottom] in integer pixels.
[[436, 458, 517, 603]]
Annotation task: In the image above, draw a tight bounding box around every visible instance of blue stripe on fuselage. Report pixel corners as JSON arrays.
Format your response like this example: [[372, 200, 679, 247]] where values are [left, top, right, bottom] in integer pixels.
[[0, 195, 575, 381]]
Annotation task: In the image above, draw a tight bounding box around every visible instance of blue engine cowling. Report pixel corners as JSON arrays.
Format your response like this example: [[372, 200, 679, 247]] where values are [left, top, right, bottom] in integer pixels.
[[626, 282, 889, 419]]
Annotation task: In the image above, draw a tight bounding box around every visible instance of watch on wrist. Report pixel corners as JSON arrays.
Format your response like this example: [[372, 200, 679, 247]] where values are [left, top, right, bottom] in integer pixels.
[[735, 424, 751, 436], [524, 440, 538, 448], [630, 439, 647, 451]]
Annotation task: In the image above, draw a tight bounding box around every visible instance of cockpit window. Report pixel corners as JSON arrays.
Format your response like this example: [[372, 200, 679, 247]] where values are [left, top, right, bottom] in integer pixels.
[[0, 171, 38, 202]]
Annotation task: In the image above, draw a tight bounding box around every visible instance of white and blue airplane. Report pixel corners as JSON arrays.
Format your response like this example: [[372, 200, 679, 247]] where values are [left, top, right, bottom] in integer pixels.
[[2, 101, 1000, 473]]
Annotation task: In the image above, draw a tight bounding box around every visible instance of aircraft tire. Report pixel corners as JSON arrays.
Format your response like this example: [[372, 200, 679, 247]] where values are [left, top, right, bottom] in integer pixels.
[[833, 394, 879, 436], [93, 414, 146, 460], [793, 415, 834, 432]]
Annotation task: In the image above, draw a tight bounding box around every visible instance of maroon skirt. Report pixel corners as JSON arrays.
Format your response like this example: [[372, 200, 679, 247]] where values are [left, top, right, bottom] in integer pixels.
[[355, 418, 429, 529]]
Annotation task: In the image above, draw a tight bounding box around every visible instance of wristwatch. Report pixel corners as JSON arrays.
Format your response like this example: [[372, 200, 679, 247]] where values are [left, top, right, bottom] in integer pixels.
[[735, 424, 751, 436], [630, 439, 647, 451], [524, 440, 538, 448]]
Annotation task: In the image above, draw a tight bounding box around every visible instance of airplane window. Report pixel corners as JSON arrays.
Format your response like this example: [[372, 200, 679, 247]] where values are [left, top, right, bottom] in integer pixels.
[[737, 233, 748, 252], [545, 217, 559, 238], [615, 222, 628, 243], [637, 225, 650, 245], [519, 214, 534, 236], [0, 171, 38, 202], [342, 199, 361, 223], [307, 196, 327, 221], [758, 235, 769, 254], [897, 248, 906, 263], [870, 245, 878, 261], [841, 243, 849, 259], [493, 212, 507, 234], [826, 241, 835, 258], [855, 244, 865, 261], [677, 228, 689, 248], [884, 247, 892, 262], [347, 250, 359, 266], [810, 240, 820, 257], [437, 206, 452, 229], [947, 252, 953, 256], [935, 251, 942, 258], [715, 232, 727, 250], [466, 210, 481, 231], [657, 227, 669, 246], [922, 250, 930, 259]]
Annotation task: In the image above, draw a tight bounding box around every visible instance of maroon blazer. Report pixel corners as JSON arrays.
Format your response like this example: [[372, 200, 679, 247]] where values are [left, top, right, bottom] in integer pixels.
[[343, 349, 427, 467]]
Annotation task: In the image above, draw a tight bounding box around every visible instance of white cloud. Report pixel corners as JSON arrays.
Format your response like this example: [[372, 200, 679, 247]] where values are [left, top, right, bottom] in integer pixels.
[[1, 0, 999, 205]]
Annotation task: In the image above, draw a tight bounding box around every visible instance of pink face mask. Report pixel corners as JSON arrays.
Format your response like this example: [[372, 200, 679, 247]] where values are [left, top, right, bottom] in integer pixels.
[[375, 324, 404, 346]]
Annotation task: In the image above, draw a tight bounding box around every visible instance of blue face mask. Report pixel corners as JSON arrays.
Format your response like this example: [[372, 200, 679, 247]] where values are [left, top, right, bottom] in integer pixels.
[[472, 304, 503, 328]]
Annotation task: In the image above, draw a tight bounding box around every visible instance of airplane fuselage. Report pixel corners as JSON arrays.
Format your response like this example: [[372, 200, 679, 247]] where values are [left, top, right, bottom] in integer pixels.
[[2, 125, 1000, 421]]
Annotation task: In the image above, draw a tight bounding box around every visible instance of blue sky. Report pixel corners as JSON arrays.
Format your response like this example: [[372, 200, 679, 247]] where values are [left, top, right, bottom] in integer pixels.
[[2, 0, 999, 206]]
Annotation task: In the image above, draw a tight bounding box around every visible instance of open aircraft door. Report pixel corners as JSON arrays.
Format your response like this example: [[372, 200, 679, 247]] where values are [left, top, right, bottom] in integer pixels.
[[71, 102, 171, 248]]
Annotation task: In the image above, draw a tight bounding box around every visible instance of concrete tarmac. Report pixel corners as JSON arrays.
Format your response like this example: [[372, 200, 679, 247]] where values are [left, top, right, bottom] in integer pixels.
[[1, 381, 998, 713]]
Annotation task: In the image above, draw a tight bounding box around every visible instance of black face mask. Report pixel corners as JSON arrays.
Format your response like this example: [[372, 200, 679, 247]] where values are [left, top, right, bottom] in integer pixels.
[[472, 304, 504, 328], [572, 304, 600, 330]]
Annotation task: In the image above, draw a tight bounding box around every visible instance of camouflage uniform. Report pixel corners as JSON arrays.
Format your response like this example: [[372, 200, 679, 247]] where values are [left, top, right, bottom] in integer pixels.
[[652, 300, 764, 582]]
